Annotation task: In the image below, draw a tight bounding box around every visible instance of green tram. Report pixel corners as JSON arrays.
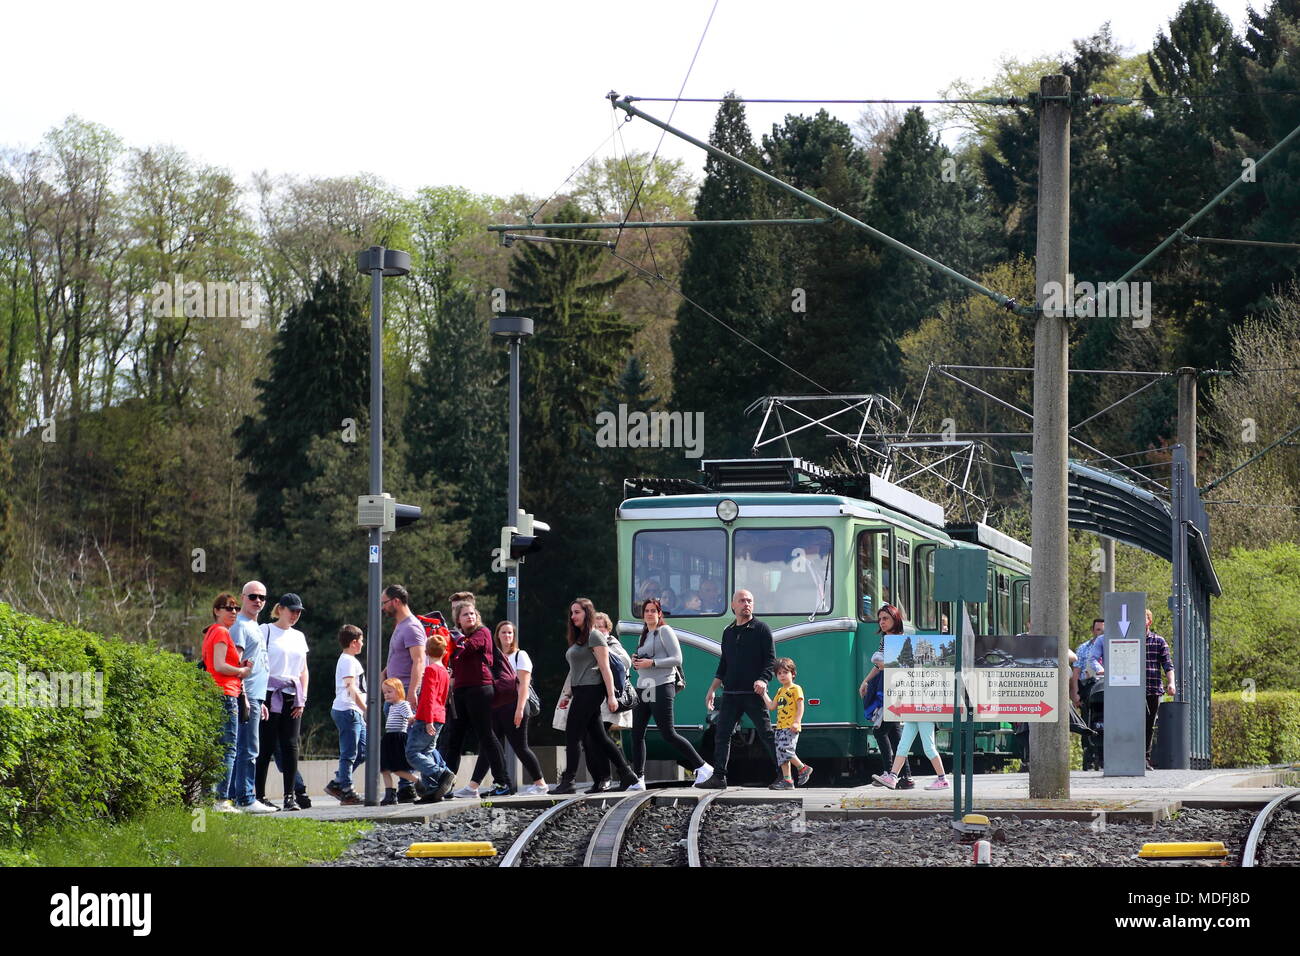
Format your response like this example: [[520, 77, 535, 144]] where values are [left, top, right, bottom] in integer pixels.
[[614, 458, 1032, 783]]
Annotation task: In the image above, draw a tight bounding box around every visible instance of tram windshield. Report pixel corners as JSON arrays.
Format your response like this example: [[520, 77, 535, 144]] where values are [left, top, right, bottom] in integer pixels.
[[734, 528, 833, 616], [632, 529, 728, 616]]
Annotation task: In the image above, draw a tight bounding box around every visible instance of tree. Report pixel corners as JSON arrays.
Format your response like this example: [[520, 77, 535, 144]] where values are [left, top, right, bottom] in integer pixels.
[[898, 636, 915, 667], [672, 95, 786, 458], [236, 271, 369, 537]]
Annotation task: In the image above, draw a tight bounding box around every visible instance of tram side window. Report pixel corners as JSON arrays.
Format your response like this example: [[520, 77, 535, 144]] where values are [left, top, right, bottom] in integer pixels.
[[1014, 580, 1031, 634], [632, 529, 727, 616], [896, 539, 911, 625], [997, 573, 1012, 637], [914, 544, 938, 631], [986, 568, 996, 635], [734, 528, 833, 616], [856, 529, 892, 622]]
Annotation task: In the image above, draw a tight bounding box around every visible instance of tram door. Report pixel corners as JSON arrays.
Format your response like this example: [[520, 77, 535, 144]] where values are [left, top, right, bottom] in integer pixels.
[[856, 527, 895, 626], [1012, 578, 1030, 634]]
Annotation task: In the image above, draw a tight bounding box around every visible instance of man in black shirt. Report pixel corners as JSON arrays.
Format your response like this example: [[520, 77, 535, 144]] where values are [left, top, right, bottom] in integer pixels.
[[697, 589, 785, 789]]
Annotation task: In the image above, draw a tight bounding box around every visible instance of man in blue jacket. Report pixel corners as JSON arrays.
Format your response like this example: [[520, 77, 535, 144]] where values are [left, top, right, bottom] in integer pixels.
[[697, 589, 783, 789]]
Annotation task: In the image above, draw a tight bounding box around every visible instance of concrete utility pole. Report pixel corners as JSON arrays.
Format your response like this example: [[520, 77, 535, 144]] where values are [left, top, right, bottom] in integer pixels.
[[1177, 367, 1197, 487], [1030, 75, 1072, 799], [1099, 537, 1115, 615]]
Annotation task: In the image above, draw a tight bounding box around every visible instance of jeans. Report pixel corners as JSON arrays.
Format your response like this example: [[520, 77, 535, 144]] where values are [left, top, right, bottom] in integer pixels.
[[565, 684, 633, 782], [872, 722, 912, 779], [896, 720, 939, 760], [232, 696, 262, 805], [631, 682, 704, 776], [217, 694, 240, 800], [256, 700, 301, 799], [442, 685, 508, 783], [473, 705, 545, 784], [331, 707, 367, 790], [712, 691, 779, 782], [406, 720, 449, 788]]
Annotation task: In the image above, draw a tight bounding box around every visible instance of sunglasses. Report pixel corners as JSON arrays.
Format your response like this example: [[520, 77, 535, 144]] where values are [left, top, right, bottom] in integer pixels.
[[218, 605, 239, 612], [246, 594, 267, 603]]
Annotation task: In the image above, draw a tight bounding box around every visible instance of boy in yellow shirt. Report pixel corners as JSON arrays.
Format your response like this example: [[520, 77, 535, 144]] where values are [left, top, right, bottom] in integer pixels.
[[762, 657, 812, 788]]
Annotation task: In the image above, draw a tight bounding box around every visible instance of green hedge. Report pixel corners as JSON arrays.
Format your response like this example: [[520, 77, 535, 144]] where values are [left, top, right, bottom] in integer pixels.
[[0, 603, 224, 845], [1211, 691, 1300, 767]]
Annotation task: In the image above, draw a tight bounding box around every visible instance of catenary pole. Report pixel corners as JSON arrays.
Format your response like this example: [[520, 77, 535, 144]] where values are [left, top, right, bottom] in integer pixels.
[[1030, 76, 1071, 800]]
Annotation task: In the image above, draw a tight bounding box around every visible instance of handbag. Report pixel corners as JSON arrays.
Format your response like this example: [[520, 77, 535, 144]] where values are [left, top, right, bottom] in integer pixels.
[[513, 651, 542, 718]]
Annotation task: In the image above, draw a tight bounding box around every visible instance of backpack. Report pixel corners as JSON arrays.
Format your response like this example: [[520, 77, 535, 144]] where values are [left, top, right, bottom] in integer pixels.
[[416, 612, 453, 665], [605, 639, 639, 712], [488, 638, 518, 708]]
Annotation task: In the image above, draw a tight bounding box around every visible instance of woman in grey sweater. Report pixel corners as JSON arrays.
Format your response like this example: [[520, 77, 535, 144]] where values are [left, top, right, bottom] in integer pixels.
[[628, 598, 713, 789]]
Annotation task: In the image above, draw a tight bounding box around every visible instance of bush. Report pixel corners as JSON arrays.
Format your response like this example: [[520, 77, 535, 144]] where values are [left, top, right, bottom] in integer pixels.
[[1211, 690, 1300, 767], [0, 603, 224, 845]]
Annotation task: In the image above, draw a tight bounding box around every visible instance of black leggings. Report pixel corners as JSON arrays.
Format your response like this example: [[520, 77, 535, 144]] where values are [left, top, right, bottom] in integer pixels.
[[872, 722, 912, 779], [256, 703, 301, 799], [631, 682, 704, 776], [472, 704, 544, 783], [566, 684, 632, 781], [443, 685, 508, 782]]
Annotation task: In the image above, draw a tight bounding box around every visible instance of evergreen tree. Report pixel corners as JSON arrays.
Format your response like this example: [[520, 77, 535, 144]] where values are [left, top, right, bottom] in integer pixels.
[[898, 636, 915, 667], [672, 95, 785, 458], [235, 271, 369, 535]]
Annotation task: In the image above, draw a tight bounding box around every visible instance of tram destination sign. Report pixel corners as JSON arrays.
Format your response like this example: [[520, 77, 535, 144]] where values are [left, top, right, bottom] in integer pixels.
[[883, 633, 1060, 722]]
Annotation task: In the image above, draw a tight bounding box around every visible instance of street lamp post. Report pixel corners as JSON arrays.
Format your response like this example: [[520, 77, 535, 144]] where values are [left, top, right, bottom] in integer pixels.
[[357, 245, 409, 806], [489, 316, 533, 629]]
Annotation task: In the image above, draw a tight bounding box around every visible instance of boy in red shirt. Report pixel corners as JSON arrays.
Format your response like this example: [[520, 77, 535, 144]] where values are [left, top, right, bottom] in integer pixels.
[[407, 631, 455, 803]]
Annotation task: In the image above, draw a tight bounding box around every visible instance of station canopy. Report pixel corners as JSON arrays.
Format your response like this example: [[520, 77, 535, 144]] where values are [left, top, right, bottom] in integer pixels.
[[1011, 451, 1219, 595]]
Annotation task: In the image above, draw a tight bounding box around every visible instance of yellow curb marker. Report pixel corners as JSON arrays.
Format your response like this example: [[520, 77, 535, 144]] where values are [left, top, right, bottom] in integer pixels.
[[1137, 842, 1227, 859], [405, 841, 498, 858]]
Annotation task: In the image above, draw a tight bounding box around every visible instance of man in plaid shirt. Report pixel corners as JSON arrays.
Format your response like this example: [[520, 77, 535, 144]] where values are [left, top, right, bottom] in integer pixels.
[[1144, 608, 1176, 770]]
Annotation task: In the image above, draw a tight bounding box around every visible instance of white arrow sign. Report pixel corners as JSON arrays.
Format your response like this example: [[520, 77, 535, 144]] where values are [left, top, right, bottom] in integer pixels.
[[1118, 603, 1131, 637]]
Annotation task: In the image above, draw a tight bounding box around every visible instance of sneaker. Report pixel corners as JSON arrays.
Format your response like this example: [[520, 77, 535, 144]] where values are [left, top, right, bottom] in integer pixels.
[[624, 776, 647, 792], [380, 790, 397, 807], [213, 799, 239, 813], [896, 777, 915, 790], [694, 762, 714, 786], [550, 778, 578, 795], [256, 797, 279, 810], [924, 775, 950, 791], [294, 790, 312, 810], [695, 775, 727, 789], [797, 765, 814, 787], [451, 785, 480, 800], [281, 796, 301, 812], [339, 789, 363, 806], [324, 780, 345, 799], [770, 778, 795, 790], [414, 792, 443, 804], [520, 783, 550, 796], [435, 769, 457, 800], [397, 788, 417, 804], [485, 783, 515, 797], [872, 772, 899, 790], [242, 799, 278, 814]]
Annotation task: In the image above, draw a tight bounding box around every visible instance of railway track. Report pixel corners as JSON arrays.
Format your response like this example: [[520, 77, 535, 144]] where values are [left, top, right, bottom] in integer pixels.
[[500, 788, 702, 867], [1241, 787, 1300, 867]]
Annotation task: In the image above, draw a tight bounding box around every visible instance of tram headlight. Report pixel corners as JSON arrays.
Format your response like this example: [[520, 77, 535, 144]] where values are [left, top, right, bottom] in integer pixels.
[[716, 499, 739, 524]]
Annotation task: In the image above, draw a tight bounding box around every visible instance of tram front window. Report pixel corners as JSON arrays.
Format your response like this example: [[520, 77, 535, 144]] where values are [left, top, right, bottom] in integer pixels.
[[632, 529, 727, 616], [734, 528, 833, 616]]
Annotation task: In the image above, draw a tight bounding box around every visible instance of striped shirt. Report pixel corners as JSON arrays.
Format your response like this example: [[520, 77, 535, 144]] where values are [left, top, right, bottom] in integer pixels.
[[1145, 631, 1174, 696], [385, 699, 413, 732]]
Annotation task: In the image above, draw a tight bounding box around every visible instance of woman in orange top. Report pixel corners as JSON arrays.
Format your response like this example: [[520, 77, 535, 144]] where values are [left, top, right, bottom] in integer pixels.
[[203, 592, 253, 812]]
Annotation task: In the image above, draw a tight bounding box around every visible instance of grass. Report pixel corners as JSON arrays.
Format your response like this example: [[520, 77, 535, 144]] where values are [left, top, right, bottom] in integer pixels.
[[0, 806, 371, 867]]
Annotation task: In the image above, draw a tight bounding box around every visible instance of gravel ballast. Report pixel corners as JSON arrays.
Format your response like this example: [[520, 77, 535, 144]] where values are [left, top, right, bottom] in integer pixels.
[[518, 800, 608, 868], [323, 806, 539, 867], [699, 804, 1260, 867], [618, 802, 692, 867]]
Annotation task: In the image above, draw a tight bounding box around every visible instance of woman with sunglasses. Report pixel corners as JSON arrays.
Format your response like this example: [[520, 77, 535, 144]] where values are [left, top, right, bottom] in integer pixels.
[[255, 593, 310, 811], [203, 593, 253, 812], [628, 598, 712, 790]]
